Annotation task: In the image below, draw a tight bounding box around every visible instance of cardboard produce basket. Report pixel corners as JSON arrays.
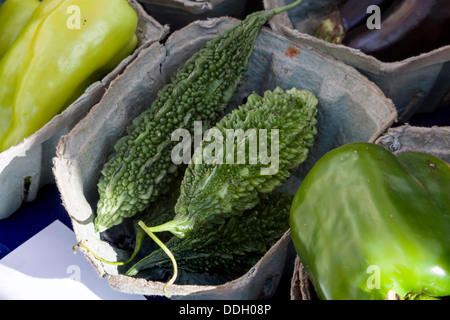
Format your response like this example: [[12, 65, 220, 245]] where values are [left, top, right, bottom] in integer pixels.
[[376, 124, 450, 163], [53, 17, 396, 299], [290, 124, 450, 300], [263, 0, 450, 122], [137, 0, 249, 30], [0, 0, 169, 220]]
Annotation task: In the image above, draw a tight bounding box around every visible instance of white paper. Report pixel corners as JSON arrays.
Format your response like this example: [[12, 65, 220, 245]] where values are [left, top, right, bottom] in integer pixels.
[[0, 220, 146, 300]]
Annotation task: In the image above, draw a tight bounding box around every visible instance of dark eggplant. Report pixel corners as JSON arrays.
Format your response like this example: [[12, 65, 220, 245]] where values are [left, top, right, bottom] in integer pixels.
[[316, 0, 393, 44], [343, 0, 450, 62]]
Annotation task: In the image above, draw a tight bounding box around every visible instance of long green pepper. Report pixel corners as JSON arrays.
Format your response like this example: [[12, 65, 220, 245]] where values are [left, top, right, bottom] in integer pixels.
[[95, 0, 304, 232]]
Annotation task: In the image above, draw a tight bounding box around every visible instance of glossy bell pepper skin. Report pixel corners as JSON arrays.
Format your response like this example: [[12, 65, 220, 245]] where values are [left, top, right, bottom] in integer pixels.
[[0, 0, 43, 59], [0, 0, 138, 152], [290, 142, 450, 300]]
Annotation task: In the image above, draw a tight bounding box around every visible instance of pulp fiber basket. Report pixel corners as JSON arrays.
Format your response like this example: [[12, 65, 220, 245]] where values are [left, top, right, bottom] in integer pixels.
[[264, 0, 450, 122], [137, 0, 249, 30]]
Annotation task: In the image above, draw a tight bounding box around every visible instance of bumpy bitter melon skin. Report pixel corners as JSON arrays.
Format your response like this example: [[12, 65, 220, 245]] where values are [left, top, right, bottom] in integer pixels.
[[95, 6, 302, 232], [126, 192, 293, 278], [148, 87, 318, 238]]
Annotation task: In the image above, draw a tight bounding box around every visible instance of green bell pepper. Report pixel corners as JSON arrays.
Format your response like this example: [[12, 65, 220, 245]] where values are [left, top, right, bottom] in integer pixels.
[[0, 0, 138, 152], [0, 0, 43, 60], [290, 142, 450, 300]]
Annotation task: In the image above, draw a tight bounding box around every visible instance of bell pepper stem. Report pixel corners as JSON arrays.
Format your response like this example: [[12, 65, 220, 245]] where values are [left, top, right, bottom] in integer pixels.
[[404, 291, 441, 300]]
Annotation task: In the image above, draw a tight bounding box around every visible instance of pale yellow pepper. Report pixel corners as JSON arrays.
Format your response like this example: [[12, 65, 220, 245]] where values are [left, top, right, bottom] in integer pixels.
[[0, 0, 43, 59], [0, 0, 138, 152]]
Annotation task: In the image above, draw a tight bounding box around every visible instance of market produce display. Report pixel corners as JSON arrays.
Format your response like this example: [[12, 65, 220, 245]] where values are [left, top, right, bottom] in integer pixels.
[[2, 0, 448, 302], [290, 142, 450, 300], [0, 0, 138, 152], [316, 0, 450, 62], [76, 85, 318, 294], [69, 0, 323, 295]]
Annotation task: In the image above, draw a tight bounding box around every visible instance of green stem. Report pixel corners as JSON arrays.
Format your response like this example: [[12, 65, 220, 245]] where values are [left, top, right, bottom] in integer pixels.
[[145, 217, 192, 238], [404, 291, 441, 300], [138, 220, 178, 298], [72, 228, 145, 266], [271, 0, 303, 15]]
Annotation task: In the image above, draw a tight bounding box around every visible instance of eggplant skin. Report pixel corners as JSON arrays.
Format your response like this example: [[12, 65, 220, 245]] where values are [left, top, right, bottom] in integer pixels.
[[343, 0, 450, 62], [339, 0, 393, 33], [290, 142, 450, 300], [315, 0, 394, 44]]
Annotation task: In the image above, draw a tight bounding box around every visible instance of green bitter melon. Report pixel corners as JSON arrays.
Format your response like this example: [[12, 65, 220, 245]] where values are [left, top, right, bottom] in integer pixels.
[[137, 86, 318, 295], [94, 0, 305, 232], [126, 192, 293, 278], [143, 87, 318, 239], [73, 179, 181, 266]]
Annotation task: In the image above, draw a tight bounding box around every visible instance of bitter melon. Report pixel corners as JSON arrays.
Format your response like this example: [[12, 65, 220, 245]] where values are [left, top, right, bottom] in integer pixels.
[[94, 0, 305, 232], [143, 87, 318, 239], [126, 192, 293, 278]]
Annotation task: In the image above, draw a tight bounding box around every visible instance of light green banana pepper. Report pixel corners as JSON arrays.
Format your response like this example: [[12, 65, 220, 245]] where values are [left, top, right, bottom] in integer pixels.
[[0, 0, 138, 152]]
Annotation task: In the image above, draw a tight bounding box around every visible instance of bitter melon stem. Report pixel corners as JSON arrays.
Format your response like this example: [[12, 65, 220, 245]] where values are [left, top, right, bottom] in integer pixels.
[[144, 217, 193, 238], [72, 228, 146, 266], [271, 0, 303, 16], [138, 221, 178, 298]]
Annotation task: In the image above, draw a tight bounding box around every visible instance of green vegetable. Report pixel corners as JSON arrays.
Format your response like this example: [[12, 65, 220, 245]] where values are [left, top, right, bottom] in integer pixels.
[[76, 85, 316, 296], [94, 0, 305, 232], [290, 142, 450, 300], [143, 87, 318, 239], [126, 192, 292, 278], [73, 179, 181, 266], [0, 0, 138, 152], [136, 86, 317, 295], [0, 0, 42, 60]]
